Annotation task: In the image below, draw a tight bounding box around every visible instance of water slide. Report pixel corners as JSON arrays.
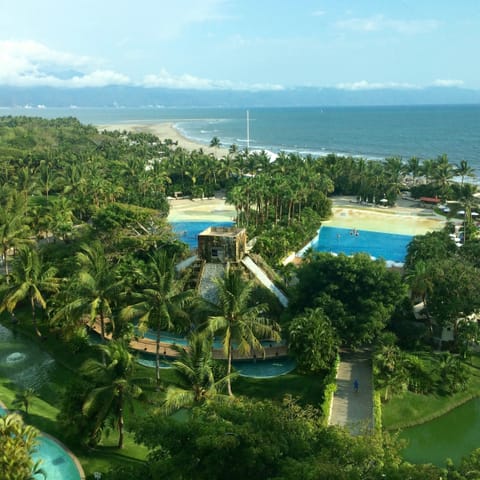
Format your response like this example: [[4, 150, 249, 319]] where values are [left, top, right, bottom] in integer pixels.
[[241, 255, 289, 307]]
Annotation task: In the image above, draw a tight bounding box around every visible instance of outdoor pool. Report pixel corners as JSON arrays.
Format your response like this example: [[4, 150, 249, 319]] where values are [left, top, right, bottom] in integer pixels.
[[308, 226, 413, 264], [171, 220, 234, 249], [0, 404, 83, 480], [136, 352, 296, 378]]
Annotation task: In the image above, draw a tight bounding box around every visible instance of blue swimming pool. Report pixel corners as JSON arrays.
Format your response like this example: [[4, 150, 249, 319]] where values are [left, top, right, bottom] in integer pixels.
[[310, 226, 413, 264], [136, 352, 296, 378], [234, 357, 296, 378], [0, 405, 82, 479], [171, 220, 234, 248]]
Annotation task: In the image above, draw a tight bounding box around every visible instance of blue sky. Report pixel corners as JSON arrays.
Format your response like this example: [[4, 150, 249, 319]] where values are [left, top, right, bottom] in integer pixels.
[[1, 0, 479, 90]]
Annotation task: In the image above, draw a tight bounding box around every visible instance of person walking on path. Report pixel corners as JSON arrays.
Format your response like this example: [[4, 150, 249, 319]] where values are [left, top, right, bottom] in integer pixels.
[[353, 378, 359, 393]]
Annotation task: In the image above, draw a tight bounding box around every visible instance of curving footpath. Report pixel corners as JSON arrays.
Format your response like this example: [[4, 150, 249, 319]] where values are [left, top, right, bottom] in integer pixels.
[[328, 349, 374, 435]]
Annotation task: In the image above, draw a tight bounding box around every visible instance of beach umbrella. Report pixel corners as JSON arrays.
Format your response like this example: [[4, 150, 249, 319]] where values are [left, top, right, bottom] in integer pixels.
[[457, 210, 465, 215], [443, 207, 450, 213], [472, 212, 479, 216], [380, 198, 388, 204]]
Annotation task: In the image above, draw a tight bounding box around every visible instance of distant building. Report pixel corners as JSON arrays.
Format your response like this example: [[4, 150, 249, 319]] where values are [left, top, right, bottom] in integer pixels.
[[198, 226, 247, 263]]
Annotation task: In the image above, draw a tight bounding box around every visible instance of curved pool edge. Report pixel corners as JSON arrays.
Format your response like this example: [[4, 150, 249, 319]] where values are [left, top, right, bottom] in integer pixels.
[[39, 431, 86, 480], [0, 400, 86, 480]]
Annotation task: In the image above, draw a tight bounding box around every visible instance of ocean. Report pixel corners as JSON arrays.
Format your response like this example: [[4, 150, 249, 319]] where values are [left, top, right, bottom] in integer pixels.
[[2, 104, 480, 175]]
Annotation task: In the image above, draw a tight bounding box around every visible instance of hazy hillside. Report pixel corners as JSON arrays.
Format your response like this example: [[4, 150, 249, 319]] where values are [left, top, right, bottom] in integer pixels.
[[1, 85, 480, 108]]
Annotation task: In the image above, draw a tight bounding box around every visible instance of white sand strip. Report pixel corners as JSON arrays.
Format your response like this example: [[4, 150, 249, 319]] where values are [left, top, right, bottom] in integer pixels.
[[97, 121, 230, 158]]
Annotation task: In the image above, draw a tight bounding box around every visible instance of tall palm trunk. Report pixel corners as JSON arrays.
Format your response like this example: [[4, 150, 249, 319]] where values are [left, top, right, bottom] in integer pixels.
[[227, 341, 233, 396], [30, 295, 41, 337], [99, 309, 107, 364], [156, 323, 161, 386], [117, 389, 124, 449]]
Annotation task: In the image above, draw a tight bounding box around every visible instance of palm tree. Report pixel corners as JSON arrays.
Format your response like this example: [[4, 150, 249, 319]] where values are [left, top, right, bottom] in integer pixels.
[[207, 268, 280, 396], [432, 154, 454, 198], [162, 333, 233, 414], [12, 388, 36, 415], [210, 136, 221, 148], [0, 191, 30, 279], [1, 245, 60, 336], [405, 157, 422, 186], [455, 159, 476, 186], [58, 242, 123, 344], [404, 260, 434, 304], [81, 340, 145, 449], [121, 250, 194, 385]]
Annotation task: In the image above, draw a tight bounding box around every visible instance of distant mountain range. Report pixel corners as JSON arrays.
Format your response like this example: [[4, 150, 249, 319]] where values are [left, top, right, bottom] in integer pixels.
[[1, 85, 480, 108]]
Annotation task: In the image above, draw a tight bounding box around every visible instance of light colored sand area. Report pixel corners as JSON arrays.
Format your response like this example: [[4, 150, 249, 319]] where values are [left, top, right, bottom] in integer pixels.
[[98, 121, 229, 158], [168, 195, 445, 235], [168, 195, 236, 222], [327, 196, 445, 235]]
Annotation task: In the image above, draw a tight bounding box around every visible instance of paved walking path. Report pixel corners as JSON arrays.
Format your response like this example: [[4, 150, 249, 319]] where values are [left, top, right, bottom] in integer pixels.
[[328, 349, 374, 435]]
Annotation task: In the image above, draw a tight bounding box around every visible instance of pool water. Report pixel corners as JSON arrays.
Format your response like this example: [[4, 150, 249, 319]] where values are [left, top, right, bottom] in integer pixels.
[[234, 357, 296, 378], [171, 220, 234, 248], [32, 435, 81, 480], [0, 406, 81, 479], [310, 226, 413, 263], [136, 352, 296, 378]]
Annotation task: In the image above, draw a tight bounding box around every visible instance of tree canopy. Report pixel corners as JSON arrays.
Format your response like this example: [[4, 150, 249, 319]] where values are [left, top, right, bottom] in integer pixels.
[[290, 253, 406, 346]]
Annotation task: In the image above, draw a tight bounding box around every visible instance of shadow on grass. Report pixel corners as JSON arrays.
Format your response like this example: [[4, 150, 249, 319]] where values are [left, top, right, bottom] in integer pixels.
[[235, 370, 326, 405]]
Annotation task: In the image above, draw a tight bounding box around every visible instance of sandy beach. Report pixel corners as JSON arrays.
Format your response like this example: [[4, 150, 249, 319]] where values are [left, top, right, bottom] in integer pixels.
[[325, 196, 446, 235], [168, 194, 236, 222], [167, 194, 445, 235], [98, 121, 230, 158]]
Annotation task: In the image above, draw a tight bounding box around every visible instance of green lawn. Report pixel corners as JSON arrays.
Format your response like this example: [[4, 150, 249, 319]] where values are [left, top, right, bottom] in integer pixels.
[[235, 371, 325, 406], [382, 354, 480, 430]]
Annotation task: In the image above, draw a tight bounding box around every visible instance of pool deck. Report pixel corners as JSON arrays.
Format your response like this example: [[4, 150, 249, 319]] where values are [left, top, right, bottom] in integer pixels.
[[168, 193, 236, 222], [327, 196, 446, 235], [89, 321, 289, 360]]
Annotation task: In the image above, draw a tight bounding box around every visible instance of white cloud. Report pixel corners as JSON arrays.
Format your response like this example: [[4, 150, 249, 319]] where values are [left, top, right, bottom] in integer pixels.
[[335, 15, 439, 34], [336, 80, 419, 90], [312, 10, 326, 17], [148, 0, 231, 40], [433, 79, 464, 87], [0, 40, 130, 87], [142, 69, 284, 91]]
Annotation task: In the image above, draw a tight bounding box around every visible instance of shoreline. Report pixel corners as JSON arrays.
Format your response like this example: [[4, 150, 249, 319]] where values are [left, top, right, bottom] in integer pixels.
[[97, 121, 230, 158]]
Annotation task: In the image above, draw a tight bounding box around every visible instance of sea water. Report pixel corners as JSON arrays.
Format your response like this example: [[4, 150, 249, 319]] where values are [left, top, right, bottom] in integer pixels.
[[2, 105, 480, 174]]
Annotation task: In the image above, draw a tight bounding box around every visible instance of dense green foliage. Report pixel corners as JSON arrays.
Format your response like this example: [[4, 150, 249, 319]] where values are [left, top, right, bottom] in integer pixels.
[[1, 116, 480, 477], [0, 413, 45, 480], [289, 252, 406, 346], [288, 307, 339, 374]]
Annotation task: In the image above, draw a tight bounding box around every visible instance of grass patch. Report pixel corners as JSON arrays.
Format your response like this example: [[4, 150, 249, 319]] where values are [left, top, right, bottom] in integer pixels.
[[235, 370, 326, 406], [382, 353, 480, 430]]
